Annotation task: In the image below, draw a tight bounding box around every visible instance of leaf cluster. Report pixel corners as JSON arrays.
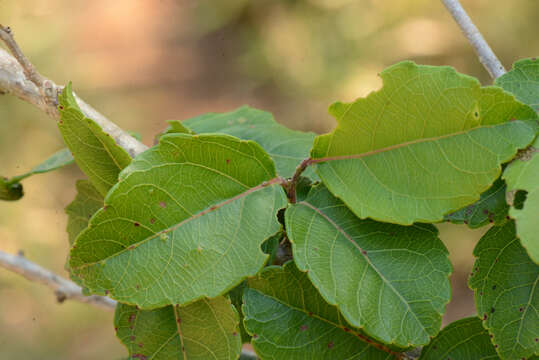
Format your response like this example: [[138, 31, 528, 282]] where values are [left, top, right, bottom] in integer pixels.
[[4, 59, 539, 360]]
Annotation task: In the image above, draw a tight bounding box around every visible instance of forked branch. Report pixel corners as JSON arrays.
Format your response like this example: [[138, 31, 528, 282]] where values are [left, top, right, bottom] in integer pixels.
[[441, 0, 506, 79]]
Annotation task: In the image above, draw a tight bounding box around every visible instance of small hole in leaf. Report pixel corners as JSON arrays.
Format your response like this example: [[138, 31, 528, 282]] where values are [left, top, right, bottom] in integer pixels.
[[514, 190, 528, 210], [492, 285, 497, 290], [491, 307, 495, 313]]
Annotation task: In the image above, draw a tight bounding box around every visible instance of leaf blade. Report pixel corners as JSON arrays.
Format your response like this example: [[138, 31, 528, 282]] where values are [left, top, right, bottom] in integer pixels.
[[469, 221, 539, 359], [244, 262, 399, 359], [312, 61, 538, 224], [115, 296, 242, 360], [182, 106, 316, 178], [58, 83, 132, 196], [419, 317, 500, 360], [70, 133, 287, 308], [285, 184, 451, 347], [496, 58, 539, 111]]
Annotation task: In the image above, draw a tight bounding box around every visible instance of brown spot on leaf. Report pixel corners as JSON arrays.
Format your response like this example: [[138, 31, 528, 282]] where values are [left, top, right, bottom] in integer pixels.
[[328, 341, 334, 349], [159, 201, 166, 208], [134, 222, 140, 227], [300, 325, 308, 331]]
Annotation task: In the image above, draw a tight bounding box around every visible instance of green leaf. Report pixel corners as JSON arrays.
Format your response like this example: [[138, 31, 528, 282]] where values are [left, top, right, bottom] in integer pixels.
[[164, 120, 196, 135], [115, 296, 242, 360], [419, 317, 500, 360], [503, 136, 539, 264], [228, 282, 251, 343], [0, 148, 74, 201], [496, 58, 539, 112], [70, 133, 287, 308], [285, 184, 451, 347], [243, 262, 400, 359], [29, 147, 74, 174], [0, 177, 23, 201], [58, 83, 132, 196], [65, 180, 104, 246], [182, 106, 316, 178], [312, 61, 538, 225], [260, 231, 283, 267], [444, 178, 509, 228], [469, 221, 539, 360]]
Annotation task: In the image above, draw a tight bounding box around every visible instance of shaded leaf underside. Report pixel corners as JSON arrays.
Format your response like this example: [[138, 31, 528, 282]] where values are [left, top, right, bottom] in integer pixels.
[[180, 106, 317, 179], [65, 180, 104, 246], [115, 296, 241, 360], [469, 221, 539, 360], [243, 262, 397, 359], [58, 83, 132, 196], [419, 317, 500, 360], [444, 178, 509, 228], [496, 58, 539, 112], [285, 184, 451, 347], [503, 136, 539, 264]]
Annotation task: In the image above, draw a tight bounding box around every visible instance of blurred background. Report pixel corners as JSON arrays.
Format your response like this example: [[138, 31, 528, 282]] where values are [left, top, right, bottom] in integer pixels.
[[0, 0, 537, 358]]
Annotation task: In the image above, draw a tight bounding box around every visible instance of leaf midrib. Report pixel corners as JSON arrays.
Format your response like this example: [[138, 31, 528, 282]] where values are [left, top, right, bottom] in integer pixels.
[[313, 121, 524, 163], [72, 177, 282, 269], [297, 200, 429, 338]]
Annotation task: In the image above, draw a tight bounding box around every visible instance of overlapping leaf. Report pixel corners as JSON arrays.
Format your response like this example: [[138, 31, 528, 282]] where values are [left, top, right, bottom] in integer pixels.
[[58, 83, 132, 196], [496, 58, 539, 112], [70, 134, 287, 308], [243, 262, 398, 359], [445, 178, 509, 228], [503, 136, 539, 264], [1, 148, 74, 201], [285, 184, 451, 347], [65, 180, 103, 245], [469, 221, 539, 359], [115, 296, 241, 360], [178, 106, 316, 178], [419, 317, 500, 360], [312, 61, 538, 224]]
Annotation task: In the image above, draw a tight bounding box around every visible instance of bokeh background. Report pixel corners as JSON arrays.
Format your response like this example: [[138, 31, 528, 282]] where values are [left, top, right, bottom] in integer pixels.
[[1, 0, 538, 358]]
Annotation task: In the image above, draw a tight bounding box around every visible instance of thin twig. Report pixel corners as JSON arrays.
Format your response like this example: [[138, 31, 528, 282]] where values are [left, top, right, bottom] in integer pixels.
[[0, 30, 148, 157], [0, 250, 116, 310], [0, 25, 45, 88], [0, 250, 259, 358], [441, 0, 506, 79]]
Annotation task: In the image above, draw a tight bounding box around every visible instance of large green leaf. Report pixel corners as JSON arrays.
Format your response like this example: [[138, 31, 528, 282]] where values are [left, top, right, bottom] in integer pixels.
[[496, 58, 539, 112], [70, 133, 287, 308], [65, 180, 104, 246], [0, 148, 74, 201], [419, 317, 500, 360], [312, 61, 538, 225], [285, 184, 451, 347], [243, 262, 400, 359], [115, 296, 241, 360], [58, 83, 132, 196], [179, 106, 316, 178], [469, 221, 539, 360], [503, 136, 539, 264], [445, 178, 509, 228]]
